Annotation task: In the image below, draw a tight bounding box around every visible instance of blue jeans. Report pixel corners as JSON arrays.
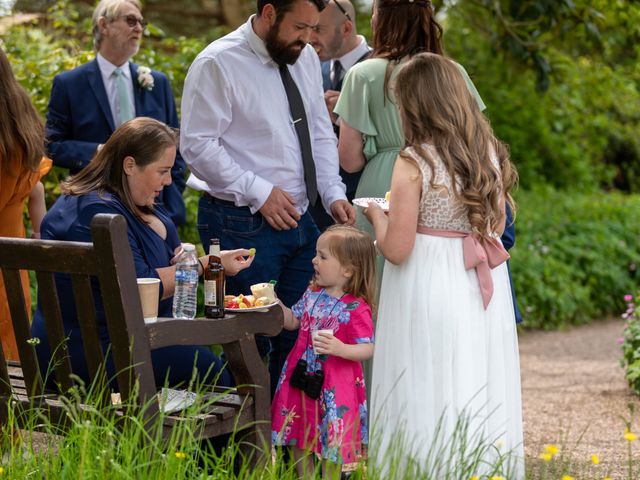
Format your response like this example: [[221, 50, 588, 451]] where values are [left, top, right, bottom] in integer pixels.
[[197, 195, 320, 397]]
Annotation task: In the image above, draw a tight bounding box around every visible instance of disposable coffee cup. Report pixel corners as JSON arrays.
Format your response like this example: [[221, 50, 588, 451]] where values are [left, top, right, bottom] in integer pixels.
[[137, 278, 161, 323], [312, 329, 334, 355]]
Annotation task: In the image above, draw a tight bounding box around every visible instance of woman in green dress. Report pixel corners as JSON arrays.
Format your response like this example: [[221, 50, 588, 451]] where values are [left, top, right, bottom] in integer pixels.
[[335, 0, 485, 239]]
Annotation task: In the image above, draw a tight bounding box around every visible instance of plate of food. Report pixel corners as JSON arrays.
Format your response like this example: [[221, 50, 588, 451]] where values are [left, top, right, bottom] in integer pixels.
[[352, 196, 389, 212], [224, 282, 279, 312]]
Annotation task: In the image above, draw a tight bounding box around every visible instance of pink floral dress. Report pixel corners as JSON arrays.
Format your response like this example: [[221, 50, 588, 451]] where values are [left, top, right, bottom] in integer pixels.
[[271, 287, 374, 464]]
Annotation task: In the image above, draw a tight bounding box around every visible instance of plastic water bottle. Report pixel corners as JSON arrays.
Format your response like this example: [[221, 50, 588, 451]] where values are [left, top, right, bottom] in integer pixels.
[[172, 243, 199, 319]]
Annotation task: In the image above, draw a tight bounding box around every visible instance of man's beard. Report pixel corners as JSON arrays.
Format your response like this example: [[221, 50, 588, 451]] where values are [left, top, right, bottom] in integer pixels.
[[265, 22, 306, 66]]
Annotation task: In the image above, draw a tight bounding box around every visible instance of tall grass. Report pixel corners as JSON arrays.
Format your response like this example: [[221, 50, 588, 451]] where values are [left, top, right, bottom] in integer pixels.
[[0, 368, 637, 479]]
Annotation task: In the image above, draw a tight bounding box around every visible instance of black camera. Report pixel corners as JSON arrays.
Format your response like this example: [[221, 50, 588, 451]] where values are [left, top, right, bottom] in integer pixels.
[[289, 358, 324, 400], [289, 358, 308, 391]]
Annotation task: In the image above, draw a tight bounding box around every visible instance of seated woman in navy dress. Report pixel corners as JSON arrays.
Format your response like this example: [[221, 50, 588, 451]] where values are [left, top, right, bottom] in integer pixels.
[[31, 117, 254, 389]]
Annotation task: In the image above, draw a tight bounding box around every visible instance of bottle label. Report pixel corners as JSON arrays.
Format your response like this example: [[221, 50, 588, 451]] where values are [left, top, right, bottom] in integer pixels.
[[176, 268, 198, 283], [204, 280, 217, 306]]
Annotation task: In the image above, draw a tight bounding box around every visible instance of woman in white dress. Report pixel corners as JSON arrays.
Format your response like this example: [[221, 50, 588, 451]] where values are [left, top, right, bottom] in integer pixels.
[[363, 53, 524, 478]]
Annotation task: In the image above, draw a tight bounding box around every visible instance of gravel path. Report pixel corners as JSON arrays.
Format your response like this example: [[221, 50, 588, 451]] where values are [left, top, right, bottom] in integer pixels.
[[520, 318, 640, 478]]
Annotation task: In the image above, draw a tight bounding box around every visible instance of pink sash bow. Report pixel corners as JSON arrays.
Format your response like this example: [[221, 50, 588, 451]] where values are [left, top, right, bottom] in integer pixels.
[[416, 226, 510, 309]]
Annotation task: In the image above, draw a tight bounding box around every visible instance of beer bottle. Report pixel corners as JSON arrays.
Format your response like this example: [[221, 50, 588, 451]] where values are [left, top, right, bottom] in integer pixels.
[[204, 238, 225, 318]]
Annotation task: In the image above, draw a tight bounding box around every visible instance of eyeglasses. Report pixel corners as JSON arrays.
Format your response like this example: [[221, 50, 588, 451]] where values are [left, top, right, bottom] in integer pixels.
[[326, 0, 352, 21], [117, 14, 148, 29]]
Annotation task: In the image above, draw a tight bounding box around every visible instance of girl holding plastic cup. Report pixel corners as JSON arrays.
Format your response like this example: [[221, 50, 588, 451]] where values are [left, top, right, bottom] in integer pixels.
[[272, 225, 377, 478]]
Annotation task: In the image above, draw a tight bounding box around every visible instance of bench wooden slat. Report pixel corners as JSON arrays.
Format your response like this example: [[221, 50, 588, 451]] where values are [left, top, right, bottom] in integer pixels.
[[0, 239, 95, 273], [36, 271, 74, 392], [2, 267, 44, 398], [70, 274, 106, 384]]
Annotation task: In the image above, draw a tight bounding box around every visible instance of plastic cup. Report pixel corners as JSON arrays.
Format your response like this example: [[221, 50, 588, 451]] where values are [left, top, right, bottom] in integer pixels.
[[137, 278, 161, 323], [312, 329, 334, 355]]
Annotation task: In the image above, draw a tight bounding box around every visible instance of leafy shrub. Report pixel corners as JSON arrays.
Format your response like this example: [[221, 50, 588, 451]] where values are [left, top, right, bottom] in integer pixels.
[[511, 188, 640, 329], [621, 293, 640, 395]]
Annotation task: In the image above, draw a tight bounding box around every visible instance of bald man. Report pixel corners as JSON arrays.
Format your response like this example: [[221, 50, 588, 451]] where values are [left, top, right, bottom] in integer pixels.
[[310, 0, 371, 230]]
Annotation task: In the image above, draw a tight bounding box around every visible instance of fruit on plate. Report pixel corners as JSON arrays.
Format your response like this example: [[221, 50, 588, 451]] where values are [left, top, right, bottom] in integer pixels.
[[250, 282, 276, 303], [384, 191, 391, 202], [224, 291, 275, 309]]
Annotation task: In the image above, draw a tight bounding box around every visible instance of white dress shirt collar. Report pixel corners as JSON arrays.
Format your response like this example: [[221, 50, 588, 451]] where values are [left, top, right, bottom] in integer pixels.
[[333, 35, 371, 73], [245, 15, 275, 66], [97, 53, 131, 81]]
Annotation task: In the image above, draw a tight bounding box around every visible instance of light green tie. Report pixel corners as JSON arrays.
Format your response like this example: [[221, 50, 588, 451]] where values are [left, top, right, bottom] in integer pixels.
[[114, 68, 134, 125]]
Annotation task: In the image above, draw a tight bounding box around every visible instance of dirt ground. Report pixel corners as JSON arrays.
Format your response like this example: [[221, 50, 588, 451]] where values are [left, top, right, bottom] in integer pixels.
[[520, 318, 640, 478]]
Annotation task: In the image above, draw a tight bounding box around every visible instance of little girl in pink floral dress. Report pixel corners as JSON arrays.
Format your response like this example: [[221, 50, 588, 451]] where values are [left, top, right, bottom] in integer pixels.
[[272, 225, 377, 478]]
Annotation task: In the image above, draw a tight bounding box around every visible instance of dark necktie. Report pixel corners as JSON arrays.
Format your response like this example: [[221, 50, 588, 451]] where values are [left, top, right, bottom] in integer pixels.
[[279, 65, 318, 206], [331, 60, 343, 91]]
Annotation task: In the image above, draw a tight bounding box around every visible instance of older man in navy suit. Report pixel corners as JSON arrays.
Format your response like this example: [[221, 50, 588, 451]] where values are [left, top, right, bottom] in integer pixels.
[[45, 0, 186, 226]]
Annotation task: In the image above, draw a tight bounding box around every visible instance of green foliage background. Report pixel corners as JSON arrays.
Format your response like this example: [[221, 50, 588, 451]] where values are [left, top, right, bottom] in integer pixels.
[[1, 0, 639, 329]]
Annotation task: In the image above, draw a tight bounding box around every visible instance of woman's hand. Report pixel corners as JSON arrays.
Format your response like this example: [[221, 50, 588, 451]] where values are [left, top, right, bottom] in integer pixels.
[[221, 249, 255, 276], [170, 245, 185, 265]]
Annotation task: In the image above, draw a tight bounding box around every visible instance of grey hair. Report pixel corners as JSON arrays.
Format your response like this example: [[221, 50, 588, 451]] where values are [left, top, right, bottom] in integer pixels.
[[92, 0, 142, 51]]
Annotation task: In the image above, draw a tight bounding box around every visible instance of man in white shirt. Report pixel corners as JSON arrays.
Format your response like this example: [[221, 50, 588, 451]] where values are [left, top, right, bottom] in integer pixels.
[[180, 0, 355, 395], [310, 0, 371, 229], [45, 0, 187, 226]]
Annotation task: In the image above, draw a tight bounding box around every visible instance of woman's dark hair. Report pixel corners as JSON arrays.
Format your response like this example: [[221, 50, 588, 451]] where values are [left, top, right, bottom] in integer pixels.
[[0, 47, 45, 173], [61, 117, 177, 222], [372, 0, 443, 100]]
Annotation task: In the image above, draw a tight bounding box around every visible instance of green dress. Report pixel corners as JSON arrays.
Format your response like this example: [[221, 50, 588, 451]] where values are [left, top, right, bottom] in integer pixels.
[[334, 58, 486, 237]]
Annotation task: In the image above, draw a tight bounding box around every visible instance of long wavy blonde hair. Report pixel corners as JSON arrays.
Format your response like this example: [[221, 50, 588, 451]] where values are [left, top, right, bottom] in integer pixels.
[[394, 53, 517, 239]]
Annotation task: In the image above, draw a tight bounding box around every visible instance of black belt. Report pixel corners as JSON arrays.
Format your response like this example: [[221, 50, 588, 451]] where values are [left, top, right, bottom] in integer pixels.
[[203, 192, 237, 207]]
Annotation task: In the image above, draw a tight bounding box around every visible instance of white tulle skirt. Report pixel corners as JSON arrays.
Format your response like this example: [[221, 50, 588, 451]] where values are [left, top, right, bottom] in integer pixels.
[[370, 234, 525, 479]]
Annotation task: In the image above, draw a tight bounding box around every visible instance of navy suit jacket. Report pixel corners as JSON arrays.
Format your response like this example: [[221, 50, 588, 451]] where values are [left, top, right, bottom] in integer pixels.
[[45, 59, 186, 225]]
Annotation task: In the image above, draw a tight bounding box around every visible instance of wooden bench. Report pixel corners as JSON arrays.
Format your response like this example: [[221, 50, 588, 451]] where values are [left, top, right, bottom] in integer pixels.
[[0, 213, 283, 463]]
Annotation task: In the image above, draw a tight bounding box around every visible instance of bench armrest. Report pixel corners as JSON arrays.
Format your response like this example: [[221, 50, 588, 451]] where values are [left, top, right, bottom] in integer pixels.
[[145, 303, 284, 350]]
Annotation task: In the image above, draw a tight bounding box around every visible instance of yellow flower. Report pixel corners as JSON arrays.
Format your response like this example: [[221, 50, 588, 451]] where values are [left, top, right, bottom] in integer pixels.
[[591, 454, 600, 465], [562, 476, 574, 480], [470, 477, 479, 480], [544, 444, 559, 455], [0, 467, 4, 474], [489, 477, 504, 480], [603, 477, 613, 480], [174, 451, 187, 459], [539, 452, 553, 462], [624, 430, 638, 442]]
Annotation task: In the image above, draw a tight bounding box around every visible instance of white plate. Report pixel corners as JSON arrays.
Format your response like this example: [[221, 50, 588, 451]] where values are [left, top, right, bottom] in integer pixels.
[[352, 197, 389, 211], [225, 301, 279, 313]]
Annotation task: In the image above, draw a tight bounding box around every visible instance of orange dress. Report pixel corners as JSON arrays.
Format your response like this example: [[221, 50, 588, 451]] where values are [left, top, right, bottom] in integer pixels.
[[0, 155, 52, 360]]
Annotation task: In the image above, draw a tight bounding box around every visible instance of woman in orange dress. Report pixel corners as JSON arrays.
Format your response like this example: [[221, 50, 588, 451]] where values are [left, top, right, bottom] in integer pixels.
[[0, 47, 52, 361]]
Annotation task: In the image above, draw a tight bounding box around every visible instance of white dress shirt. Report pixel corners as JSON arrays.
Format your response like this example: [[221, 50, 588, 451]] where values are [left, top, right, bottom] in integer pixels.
[[181, 15, 346, 215], [331, 35, 371, 87], [96, 53, 136, 127]]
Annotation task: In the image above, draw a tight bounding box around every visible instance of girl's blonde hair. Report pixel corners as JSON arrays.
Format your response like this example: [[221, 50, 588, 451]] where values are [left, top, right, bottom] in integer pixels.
[[394, 53, 518, 239], [312, 225, 377, 312]]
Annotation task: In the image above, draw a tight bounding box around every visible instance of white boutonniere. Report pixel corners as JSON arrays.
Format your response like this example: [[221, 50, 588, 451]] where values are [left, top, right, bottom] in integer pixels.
[[137, 66, 154, 91]]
